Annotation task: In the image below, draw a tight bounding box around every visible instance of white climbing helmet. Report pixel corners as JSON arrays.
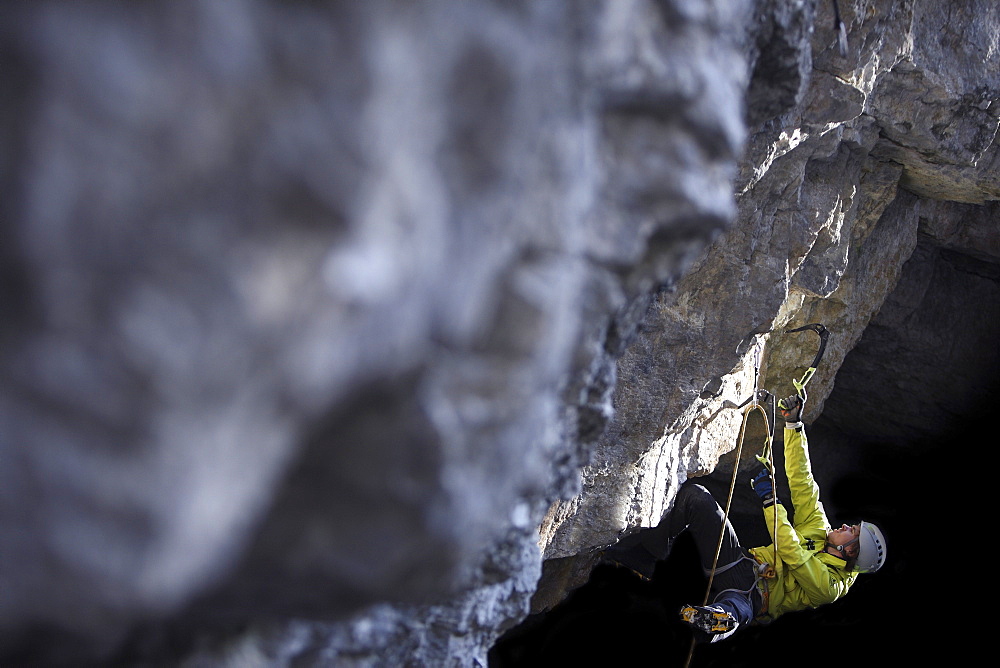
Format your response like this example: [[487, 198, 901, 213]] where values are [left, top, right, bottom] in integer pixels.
[[856, 521, 887, 573]]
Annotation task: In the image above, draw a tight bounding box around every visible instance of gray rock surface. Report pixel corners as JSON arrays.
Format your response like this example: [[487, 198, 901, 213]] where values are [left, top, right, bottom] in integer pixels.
[[536, 0, 1000, 622], [1, 1, 998, 666]]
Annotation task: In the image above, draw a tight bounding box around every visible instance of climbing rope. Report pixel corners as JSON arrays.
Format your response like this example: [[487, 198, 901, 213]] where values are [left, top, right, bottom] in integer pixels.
[[684, 339, 774, 667], [684, 398, 772, 667], [704, 336, 770, 600], [703, 400, 771, 601], [684, 324, 829, 664], [704, 324, 828, 600]]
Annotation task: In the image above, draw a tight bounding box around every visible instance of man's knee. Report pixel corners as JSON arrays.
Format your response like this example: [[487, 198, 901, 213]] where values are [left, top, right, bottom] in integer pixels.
[[675, 483, 721, 518], [669, 483, 729, 546]]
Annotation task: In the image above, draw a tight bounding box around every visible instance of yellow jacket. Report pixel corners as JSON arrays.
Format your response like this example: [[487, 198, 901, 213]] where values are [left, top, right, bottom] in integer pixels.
[[749, 425, 857, 620]]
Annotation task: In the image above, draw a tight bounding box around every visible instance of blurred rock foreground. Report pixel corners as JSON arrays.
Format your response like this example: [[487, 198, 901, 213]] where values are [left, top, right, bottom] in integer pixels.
[[1, 1, 998, 665]]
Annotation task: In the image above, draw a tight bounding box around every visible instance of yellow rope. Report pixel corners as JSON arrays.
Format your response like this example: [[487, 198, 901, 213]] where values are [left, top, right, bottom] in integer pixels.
[[684, 400, 774, 668], [702, 402, 770, 602], [683, 337, 777, 666]]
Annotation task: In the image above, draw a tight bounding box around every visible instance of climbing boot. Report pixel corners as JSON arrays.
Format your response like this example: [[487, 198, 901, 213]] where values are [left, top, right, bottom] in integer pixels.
[[679, 604, 738, 635]]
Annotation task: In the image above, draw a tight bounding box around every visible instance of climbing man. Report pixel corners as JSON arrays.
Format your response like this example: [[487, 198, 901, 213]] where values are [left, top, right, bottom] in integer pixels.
[[603, 393, 886, 642]]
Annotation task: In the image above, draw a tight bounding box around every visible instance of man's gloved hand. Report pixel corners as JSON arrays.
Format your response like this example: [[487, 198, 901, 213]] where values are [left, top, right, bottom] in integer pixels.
[[750, 465, 776, 506], [778, 394, 803, 423]]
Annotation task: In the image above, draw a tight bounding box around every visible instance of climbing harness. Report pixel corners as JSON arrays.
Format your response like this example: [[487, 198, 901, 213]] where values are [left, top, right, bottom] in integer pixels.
[[751, 554, 775, 619], [683, 324, 830, 665]]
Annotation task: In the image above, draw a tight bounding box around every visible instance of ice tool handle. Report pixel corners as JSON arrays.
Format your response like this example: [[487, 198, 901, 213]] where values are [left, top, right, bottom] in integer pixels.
[[785, 323, 829, 399]]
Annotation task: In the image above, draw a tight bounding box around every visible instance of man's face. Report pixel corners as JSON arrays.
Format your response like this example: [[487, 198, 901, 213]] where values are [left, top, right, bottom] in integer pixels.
[[827, 524, 861, 557]]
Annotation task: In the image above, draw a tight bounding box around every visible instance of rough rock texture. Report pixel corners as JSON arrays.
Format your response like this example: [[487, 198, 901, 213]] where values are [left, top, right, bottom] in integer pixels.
[[1, 1, 998, 666], [1, 1, 747, 665], [538, 0, 1000, 566]]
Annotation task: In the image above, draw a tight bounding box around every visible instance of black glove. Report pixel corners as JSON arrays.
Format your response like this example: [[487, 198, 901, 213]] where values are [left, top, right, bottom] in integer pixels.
[[778, 394, 803, 423], [749, 464, 776, 506]]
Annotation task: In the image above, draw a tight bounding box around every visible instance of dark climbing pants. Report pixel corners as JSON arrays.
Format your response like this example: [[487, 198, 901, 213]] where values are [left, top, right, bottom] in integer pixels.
[[667, 483, 762, 630], [606, 483, 762, 632]]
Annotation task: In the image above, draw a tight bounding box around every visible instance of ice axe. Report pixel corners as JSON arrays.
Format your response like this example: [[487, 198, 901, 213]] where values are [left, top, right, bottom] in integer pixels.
[[785, 323, 829, 401], [752, 323, 828, 468], [730, 322, 829, 410]]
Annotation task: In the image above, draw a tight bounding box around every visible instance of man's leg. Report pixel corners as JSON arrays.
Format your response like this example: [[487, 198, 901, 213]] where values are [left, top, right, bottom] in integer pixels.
[[670, 483, 760, 640], [601, 530, 659, 579], [667, 483, 744, 572], [601, 503, 676, 579]]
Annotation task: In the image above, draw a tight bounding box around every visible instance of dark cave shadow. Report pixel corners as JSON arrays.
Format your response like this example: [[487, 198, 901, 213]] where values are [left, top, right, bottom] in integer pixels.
[[490, 447, 952, 667], [490, 531, 704, 667], [490, 517, 793, 668]]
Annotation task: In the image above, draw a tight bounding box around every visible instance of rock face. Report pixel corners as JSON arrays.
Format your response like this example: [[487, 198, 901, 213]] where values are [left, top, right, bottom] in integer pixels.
[[1, 1, 997, 666], [539, 0, 1000, 577]]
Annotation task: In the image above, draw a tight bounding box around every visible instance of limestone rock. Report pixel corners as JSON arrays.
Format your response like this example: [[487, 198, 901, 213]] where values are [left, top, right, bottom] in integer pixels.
[[0, 0, 749, 664], [536, 0, 1000, 615]]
